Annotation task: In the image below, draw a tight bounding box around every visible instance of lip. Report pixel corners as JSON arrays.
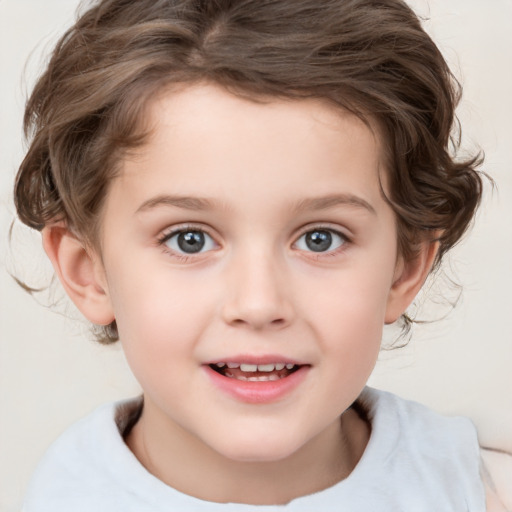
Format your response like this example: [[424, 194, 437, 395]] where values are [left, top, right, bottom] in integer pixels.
[[203, 359, 310, 404], [204, 354, 305, 366]]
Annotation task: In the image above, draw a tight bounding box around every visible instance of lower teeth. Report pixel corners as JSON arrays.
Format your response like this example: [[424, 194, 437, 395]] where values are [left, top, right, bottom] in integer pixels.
[[225, 372, 281, 382]]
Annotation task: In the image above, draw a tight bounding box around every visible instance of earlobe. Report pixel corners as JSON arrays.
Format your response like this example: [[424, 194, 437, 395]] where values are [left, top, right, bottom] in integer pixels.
[[385, 240, 439, 324], [42, 224, 115, 326]]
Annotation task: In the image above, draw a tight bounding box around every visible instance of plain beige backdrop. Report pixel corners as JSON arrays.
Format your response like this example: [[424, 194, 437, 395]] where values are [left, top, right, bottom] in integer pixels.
[[1, 0, 511, 511]]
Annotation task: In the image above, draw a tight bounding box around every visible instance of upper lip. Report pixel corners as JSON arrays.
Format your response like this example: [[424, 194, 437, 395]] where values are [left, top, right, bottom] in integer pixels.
[[204, 355, 307, 366]]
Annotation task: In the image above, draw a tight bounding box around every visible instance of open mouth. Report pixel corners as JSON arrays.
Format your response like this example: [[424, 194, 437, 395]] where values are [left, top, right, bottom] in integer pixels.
[[208, 362, 302, 382]]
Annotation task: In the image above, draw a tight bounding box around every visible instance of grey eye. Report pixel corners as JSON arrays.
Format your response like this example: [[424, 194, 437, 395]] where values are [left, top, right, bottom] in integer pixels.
[[165, 230, 216, 254], [296, 229, 345, 253]]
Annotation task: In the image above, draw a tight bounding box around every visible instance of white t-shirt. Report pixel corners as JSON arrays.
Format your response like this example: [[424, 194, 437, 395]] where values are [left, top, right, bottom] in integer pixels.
[[23, 387, 485, 511]]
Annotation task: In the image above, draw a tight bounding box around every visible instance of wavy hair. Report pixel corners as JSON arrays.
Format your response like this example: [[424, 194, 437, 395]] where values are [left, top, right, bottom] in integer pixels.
[[15, 0, 484, 343]]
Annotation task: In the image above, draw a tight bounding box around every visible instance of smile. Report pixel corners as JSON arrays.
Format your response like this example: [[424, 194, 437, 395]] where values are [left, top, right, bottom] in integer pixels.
[[209, 362, 300, 381], [204, 359, 309, 403]]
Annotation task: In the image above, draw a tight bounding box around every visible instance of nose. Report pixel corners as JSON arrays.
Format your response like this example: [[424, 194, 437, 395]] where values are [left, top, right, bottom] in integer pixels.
[[221, 248, 294, 330]]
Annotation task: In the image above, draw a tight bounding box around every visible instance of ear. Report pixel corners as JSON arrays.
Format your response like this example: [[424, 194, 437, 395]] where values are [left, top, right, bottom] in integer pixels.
[[42, 223, 115, 326], [385, 239, 439, 324]]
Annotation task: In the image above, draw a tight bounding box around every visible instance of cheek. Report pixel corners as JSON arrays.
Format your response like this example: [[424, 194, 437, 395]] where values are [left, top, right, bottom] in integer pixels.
[[107, 265, 213, 359], [305, 264, 393, 363], [310, 264, 392, 328]]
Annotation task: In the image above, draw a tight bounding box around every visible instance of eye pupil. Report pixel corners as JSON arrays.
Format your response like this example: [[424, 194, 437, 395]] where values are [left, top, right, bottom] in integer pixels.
[[305, 230, 332, 252], [177, 231, 205, 253]]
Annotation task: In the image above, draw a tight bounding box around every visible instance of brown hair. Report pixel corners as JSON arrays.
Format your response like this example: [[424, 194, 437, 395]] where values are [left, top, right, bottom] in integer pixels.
[[14, 0, 484, 343]]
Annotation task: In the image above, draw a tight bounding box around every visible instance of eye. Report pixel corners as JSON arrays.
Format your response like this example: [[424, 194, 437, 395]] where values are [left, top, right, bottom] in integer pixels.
[[295, 228, 347, 253], [163, 229, 217, 254]]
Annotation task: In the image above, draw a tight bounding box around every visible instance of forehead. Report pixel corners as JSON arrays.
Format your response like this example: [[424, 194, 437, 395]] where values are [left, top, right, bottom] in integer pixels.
[[107, 83, 389, 220]]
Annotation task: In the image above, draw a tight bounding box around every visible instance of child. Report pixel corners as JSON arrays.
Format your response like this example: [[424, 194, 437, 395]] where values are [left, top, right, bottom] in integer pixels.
[[12, 0, 510, 510]]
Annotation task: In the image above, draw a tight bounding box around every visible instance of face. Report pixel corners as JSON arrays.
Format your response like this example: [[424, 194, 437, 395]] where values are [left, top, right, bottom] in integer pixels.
[[97, 84, 402, 463]]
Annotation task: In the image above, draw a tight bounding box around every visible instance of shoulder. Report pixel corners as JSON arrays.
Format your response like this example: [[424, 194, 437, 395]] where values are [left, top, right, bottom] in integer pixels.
[[481, 447, 512, 512], [23, 399, 140, 512], [27, 400, 118, 476], [361, 387, 481, 450], [354, 387, 486, 510]]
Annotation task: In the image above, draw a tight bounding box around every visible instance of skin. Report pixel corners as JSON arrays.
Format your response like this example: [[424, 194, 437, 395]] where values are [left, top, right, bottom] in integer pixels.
[[43, 83, 439, 505]]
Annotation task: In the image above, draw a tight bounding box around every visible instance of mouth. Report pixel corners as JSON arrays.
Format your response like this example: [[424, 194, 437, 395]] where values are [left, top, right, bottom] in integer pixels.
[[208, 362, 302, 382], [204, 358, 310, 403]]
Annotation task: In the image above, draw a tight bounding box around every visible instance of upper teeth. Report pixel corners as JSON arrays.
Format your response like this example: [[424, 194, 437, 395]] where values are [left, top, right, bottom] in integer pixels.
[[216, 362, 293, 372]]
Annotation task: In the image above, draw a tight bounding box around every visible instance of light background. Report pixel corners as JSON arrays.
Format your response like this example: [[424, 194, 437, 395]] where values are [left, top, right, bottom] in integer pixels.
[[0, 0, 511, 510]]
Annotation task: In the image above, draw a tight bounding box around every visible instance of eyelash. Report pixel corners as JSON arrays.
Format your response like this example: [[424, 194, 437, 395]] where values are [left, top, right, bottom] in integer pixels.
[[156, 224, 351, 261], [294, 225, 351, 259], [156, 224, 217, 262]]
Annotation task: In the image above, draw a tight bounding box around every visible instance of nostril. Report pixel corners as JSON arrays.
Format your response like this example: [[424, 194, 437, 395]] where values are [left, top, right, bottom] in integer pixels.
[[226, 315, 288, 329], [221, 295, 294, 329]]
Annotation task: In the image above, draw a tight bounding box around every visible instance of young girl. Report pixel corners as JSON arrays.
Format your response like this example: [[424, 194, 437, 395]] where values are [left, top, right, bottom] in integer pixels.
[[12, 0, 510, 510]]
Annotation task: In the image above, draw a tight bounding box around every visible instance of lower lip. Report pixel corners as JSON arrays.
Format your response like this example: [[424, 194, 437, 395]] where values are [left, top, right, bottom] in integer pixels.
[[203, 365, 309, 404]]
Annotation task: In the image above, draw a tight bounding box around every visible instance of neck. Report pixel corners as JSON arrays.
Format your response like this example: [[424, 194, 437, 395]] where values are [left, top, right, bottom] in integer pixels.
[[125, 398, 370, 505]]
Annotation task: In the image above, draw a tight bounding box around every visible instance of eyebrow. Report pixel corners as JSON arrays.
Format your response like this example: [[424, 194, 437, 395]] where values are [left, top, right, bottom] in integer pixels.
[[136, 195, 217, 213], [135, 193, 376, 215], [292, 194, 376, 215]]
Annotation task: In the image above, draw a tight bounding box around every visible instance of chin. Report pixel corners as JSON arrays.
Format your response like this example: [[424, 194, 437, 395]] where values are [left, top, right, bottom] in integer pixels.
[[210, 434, 304, 464]]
